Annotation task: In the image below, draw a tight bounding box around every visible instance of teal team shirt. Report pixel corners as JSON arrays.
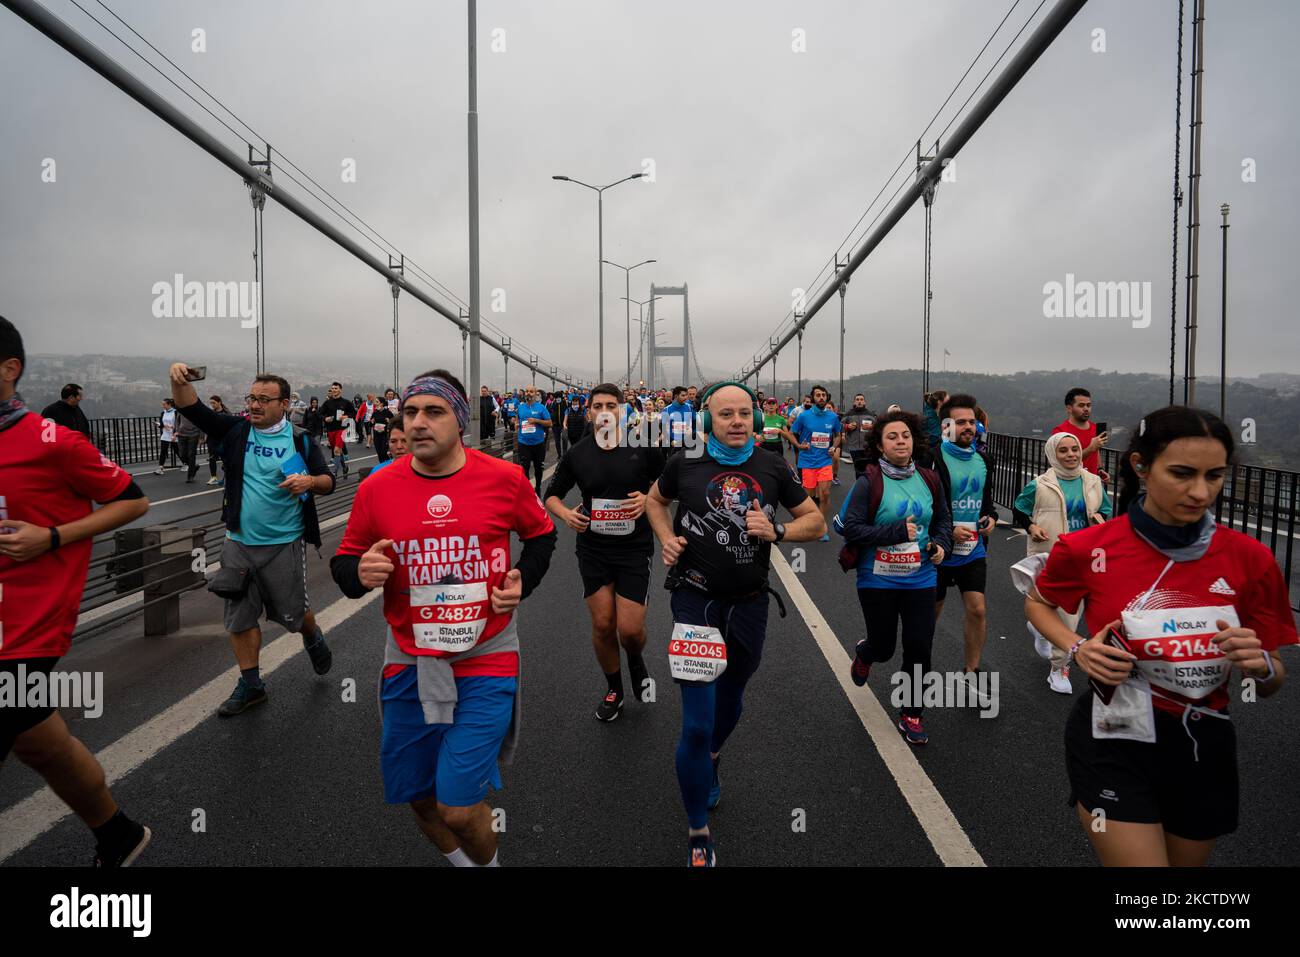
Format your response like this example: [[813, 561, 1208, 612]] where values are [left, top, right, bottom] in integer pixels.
[[229, 423, 306, 546], [856, 471, 936, 590], [1012, 476, 1114, 532], [940, 445, 986, 566]]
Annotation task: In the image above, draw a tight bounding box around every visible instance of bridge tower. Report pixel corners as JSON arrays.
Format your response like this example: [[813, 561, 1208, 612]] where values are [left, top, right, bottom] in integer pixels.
[[645, 282, 691, 388]]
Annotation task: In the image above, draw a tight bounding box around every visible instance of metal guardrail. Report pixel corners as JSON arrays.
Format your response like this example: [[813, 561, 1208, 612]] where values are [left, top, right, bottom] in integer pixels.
[[88, 415, 208, 467], [73, 432, 525, 640], [985, 431, 1300, 611]]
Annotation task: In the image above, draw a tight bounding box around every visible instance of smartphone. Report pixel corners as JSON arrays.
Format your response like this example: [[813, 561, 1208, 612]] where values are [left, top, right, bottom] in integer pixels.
[[1094, 421, 1107, 439], [1089, 625, 1131, 705], [184, 365, 207, 382]]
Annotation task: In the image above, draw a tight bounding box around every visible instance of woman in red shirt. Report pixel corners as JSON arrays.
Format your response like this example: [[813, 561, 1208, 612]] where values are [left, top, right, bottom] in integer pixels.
[[1026, 405, 1295, 866]]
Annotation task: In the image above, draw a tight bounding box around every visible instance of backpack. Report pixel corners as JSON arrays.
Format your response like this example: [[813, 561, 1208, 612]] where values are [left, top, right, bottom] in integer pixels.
[[837, 463, 943, 573]]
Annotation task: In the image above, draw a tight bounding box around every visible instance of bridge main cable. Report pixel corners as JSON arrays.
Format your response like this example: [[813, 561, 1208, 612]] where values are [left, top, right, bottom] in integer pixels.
[[740, 0, 1088, 380], [3, 0, 580, 390]]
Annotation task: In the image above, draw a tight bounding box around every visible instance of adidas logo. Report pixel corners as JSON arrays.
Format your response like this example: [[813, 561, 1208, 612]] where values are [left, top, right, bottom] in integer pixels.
[[1208, 577, 1236, 596]]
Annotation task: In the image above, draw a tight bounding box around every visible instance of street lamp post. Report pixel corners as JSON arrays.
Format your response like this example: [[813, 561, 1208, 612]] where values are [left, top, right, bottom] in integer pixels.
[[604, 258, 656, 386], [553, 171, 646, 382], [1220, 203, 1230, 420]]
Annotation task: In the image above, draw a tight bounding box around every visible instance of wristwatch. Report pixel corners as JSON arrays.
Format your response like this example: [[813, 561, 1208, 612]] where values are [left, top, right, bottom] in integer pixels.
[[773, 522, 786, 543]]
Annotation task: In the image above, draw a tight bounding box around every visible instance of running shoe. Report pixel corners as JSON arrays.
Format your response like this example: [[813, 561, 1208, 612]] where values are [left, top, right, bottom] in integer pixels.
[[707, 755, 722, 810], [897, 714, 929, 746], [850, 640, 871, 687], [628, 656, 651, 703], [217, 677, 268, 717], [832, 477, 841, 486], [206, 477, 221, 485], [1030, 622, 1052, 660], [687, 833, 716, 868], [93, 820, 152, 868], [1048, 667, 1073, 695], [595, 689, 624, 722], [153, 467, 164, 475], [820, 533, 831, 542], [304, 631, 333, 676]]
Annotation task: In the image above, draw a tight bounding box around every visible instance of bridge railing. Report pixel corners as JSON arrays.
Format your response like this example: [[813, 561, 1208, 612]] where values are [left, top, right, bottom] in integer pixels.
[[74, 432, 522, 641], [985, 431, 1299, 611]]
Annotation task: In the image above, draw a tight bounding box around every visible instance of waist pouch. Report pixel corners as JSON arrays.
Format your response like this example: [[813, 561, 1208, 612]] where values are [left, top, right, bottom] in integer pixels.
[[208, 564, 251, 600]]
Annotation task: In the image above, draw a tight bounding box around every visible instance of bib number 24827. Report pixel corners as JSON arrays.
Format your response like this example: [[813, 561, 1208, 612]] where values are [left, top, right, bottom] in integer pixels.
[[410, 582, 489, 653]]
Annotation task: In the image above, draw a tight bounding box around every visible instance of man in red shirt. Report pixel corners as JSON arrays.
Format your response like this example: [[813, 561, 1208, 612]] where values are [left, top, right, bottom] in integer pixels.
[[331, 369, 556, 867], [0, 317, 153, 866], [1053, 387, 1109, 482]]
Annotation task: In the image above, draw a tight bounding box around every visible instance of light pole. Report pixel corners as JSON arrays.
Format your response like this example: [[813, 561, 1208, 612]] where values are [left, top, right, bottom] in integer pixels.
[[1219, 203, 1229, 420], [552, 171, 645, 382], [836, 258, 848, 411], [604, 258, 656, 386]]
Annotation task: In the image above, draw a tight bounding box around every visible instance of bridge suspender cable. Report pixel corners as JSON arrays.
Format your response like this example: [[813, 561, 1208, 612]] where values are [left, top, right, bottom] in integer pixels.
[[737, 0, 1088, 382], [2, 0, 581, 390]]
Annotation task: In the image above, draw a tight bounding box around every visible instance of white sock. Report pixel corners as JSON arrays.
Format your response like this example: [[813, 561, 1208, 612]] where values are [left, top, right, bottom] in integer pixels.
[[443, 848, 474, 868]]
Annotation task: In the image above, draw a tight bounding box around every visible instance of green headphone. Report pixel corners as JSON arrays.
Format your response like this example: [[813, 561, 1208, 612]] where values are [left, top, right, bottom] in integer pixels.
[[697, 381, 765, 435]]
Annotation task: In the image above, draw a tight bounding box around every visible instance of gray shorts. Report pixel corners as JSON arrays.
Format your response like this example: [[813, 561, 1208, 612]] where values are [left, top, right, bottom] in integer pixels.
[[221, 537, 310, 634]]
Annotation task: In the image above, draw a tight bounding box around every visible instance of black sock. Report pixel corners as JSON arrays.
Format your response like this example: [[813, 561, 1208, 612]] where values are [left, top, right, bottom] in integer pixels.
[[241, 666, 264, 689], [605, 669, 623, 698], [91, 809, 133, 846], [303, 627, 324, 648]]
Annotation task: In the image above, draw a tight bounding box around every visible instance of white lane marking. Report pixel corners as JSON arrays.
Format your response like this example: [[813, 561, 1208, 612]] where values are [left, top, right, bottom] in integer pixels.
[[770, 547, 985, 867], [0, 587, 384, 863], [13, 456, 557, 862]]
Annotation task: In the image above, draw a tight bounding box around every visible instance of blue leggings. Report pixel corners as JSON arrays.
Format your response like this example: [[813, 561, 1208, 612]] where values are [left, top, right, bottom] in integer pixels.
[[671, 588, 769, 829]]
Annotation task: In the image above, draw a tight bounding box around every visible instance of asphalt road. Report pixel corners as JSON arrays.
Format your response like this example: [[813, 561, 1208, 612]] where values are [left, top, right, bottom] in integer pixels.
[[5, 445, 1299, 867]]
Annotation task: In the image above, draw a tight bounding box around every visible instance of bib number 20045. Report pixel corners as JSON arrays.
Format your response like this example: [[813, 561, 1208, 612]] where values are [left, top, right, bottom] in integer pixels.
[[668, 623, 727, 683]]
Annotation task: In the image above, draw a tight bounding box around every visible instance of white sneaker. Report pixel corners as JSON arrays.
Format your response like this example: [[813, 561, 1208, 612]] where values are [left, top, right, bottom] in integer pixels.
[[963, 669, 994, 709], [1029, 623, 1052, 660], [206, 477, 221, 486], [153, 467, 164, 475], [1048, 667, 1073, 695]]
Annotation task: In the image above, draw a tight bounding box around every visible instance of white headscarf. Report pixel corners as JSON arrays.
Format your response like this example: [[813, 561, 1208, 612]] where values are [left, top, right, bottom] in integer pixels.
[[1044, 432, 1084, 480]]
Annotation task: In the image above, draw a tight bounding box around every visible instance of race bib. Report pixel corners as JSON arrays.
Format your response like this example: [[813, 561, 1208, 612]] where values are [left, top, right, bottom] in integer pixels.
[[952, 521, 978, 556], [668, 623, 728, 683], [373, 423, 385, 432], [672, 419, 689, 436], [409, 582, 490, 653], [1120, 605, 1238, 700], [811, 431, 830, 450], [873, 541, 922, 577], [590, 497, 635, 536], [521, 422, 536, 435], [762, 426, 780, 442]]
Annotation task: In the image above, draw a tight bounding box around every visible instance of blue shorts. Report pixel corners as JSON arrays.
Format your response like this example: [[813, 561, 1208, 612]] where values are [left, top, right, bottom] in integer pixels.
[[379, 667, 517, 807]]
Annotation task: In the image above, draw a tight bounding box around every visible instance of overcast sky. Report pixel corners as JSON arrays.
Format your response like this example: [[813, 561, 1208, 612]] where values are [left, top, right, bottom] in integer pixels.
[[2, 0, 1296, 390]]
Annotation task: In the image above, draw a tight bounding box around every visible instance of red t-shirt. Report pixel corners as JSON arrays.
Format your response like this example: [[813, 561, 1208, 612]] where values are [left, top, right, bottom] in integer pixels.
[[1035, 514, 1298, 715], [1, 413, 132, 659], [1053, 419, 1100, 475], [335, 448, 554, 677]]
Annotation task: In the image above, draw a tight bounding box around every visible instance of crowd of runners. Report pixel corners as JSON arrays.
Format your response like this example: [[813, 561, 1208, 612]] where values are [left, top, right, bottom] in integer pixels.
[[1, 314, 1295, 869]]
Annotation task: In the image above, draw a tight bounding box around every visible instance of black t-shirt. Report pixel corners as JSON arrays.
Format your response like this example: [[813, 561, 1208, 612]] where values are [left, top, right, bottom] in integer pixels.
[[655, 449, 808, 598], [564, 406, 588, 439], [319, 397, 355, 430], [544, 435, 667, 555]]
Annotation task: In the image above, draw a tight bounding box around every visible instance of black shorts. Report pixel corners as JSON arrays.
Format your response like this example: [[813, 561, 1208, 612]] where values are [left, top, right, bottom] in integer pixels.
[[1064, 692, 1238, 841], [761, 442, 784, 457], [0, 657, 59, 761], [577, 548, 652, 604], [936, 558, 987, 601]]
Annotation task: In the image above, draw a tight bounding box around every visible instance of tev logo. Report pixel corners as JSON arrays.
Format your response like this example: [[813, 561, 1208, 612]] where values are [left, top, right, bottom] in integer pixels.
[[426, 494, 453, 520]]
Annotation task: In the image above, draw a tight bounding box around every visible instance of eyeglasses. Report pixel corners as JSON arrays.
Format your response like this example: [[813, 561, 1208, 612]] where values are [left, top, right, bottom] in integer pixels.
[[244, 394, 284, 406]]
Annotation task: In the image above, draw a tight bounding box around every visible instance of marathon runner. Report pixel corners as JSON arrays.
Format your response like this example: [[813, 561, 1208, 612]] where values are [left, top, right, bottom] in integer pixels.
[[645, 381, 825, 867], [544, 384, 667, 721], [365, 418, 407, 477], [840, 393, 875, 479], [930, 394, 999, 697], [785, 385, 841, 541], [514, 386, 552, 495], [0, 317, 153, 866], [1025, 405, 1295, 866], [663, 387, 695, 448], [319, 382, 356, 478], [836, 409, 952, 745], [759, 396, 787, 458], [332, 370, 556, 867]]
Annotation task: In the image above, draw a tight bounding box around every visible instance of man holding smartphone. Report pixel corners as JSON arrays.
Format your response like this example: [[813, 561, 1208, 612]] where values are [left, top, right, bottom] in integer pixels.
[[168, 362, 337, 718], [1053, 388, 1109, 483], [320, 382, 356, 478]]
